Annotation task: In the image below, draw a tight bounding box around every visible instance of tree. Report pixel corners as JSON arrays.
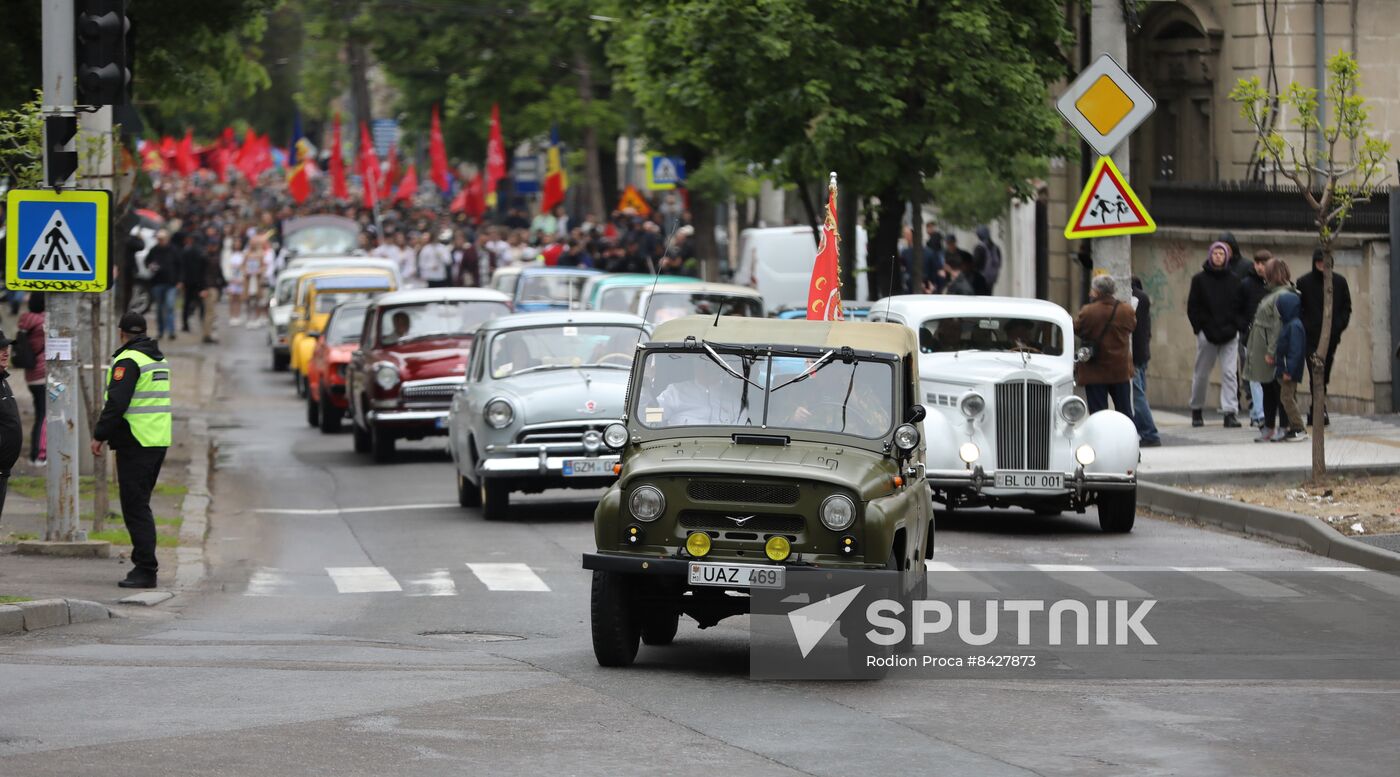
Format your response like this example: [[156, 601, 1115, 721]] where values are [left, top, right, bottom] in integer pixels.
[[1230, 51, 1391, 481], [605, 0, 1069, 295]]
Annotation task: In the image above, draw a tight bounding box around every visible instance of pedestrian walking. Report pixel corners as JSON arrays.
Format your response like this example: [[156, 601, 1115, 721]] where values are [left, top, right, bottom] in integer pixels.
[[417, 230, 453, 288], [1218, 231, 1252, 280], [1186, 241, 1243, 427], [1129, 277, 1160, 447], [1273, 293, 1309, 442], [1238, 250, 1273, 428], [1242, 258, 1301, 442], [92, 312, 172, 589], [944, 236, 987, 294], [145, 230, 181, 340], [16, 293, 46, 464], [1296, 247, 1352, 425], [1074, 274, 1136, 416], [941, 254, 977, 296], [973, 226, 1003, 293], [0, 330, 21, 518]]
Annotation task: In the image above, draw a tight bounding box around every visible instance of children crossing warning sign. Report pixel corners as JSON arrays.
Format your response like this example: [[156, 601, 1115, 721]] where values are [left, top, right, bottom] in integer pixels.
[[1063, 156, 1156, 240], [4, 189, 110, 292]]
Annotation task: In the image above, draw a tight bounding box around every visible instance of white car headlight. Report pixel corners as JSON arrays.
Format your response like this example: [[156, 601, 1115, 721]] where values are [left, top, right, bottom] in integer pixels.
[[374, 365, 400, 391], [603, 423, 629, 450], [959, 391, 986, 418], [629, 485, 665, 521], [959, 442, 980, 463], [1059, 396, 1089, 424], [820, 494, 856, 531], [1075, 444, 1096, 466], [485, 398, 514, 429]]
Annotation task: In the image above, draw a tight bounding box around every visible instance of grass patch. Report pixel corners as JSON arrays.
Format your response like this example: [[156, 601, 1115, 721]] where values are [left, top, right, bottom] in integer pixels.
[[154, 516, 184, 528], [0, 532, 39, 544], [7, 475, 121, 502], [88, 529, 179, 548], [0, 595, 32, 604], [154, 483, 188, 497]]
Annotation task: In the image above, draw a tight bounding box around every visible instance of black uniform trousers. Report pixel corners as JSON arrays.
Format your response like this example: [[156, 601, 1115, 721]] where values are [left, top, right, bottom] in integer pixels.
[[116, 446, 167, 575]]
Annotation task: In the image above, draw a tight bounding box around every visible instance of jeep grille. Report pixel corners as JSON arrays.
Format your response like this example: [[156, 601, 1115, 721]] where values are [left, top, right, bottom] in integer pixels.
[[686, 481, 800, 505], [995, 379, 1052, 470], [678, 511, 805, 534]]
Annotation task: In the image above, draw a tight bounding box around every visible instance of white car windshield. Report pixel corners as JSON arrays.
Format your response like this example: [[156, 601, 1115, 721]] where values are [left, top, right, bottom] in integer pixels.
[[518, 274, 590, 306], [634, 348, 894, 438], [489, 325, 645, 378], [597, 286, 645, 312], [379, 300, 509, 344], [919, 317, 1064, 356]]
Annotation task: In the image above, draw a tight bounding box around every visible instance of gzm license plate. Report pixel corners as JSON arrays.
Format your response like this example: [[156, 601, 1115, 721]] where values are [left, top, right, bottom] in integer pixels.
[[995, 470, 1064, 490], [563, 457, 618, 477], [688, 562, 785, 589]]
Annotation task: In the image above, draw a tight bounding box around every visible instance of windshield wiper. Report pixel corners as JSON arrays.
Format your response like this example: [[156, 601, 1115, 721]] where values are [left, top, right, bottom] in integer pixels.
[[700, 341, 763, 389], [576, 362, 630, 370], [510, 364, 573, 376], [769, 350, 836, 391]]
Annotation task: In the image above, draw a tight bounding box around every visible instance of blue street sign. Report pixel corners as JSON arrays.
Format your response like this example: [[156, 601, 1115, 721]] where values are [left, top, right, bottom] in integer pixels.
[[513, 155, 540, 194], [646, 154, 686, 190], [5, 189, 110, 292]]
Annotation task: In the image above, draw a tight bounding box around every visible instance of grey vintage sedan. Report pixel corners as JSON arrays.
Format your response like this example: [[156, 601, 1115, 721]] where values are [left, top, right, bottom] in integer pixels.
[[447, 311, 649, 519]]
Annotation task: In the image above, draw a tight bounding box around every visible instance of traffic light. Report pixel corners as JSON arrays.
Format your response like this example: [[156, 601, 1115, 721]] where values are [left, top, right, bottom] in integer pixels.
[[45, 115, 79, 186], [75, 0, 130, 107]]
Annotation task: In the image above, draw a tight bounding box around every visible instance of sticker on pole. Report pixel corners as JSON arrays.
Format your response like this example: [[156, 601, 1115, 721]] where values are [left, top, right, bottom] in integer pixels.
[[1064, 156, 1155, 239], [1056, 53, 1155, 158], [4, 189, 110, 292]]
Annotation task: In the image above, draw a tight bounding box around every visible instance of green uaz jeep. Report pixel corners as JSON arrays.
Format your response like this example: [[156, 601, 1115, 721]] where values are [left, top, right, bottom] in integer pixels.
[[584, 315, 934, 667]]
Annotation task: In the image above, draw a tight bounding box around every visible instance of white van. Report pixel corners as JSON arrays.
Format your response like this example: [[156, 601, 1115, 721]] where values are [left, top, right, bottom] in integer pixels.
[[732, 225, 869, 313]]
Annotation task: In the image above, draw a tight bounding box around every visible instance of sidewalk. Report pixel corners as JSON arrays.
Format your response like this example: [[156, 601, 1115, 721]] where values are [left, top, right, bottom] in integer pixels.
[[0, 331, 220, 608], [1139, 408, 1400, 477]]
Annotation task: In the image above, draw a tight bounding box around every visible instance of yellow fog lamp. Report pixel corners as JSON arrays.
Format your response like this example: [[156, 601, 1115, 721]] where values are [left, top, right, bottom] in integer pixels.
[[685, 531, 712, 558], [764, 536, 791, 561], [626, 524, 644, 544], [839, 535, 858, 556]]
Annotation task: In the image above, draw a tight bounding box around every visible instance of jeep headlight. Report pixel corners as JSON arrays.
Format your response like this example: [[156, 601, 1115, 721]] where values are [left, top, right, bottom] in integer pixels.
[[629, 485, 665, 521], [820, 494, 856, 532], [893, 423, 920, 453], [374, 364, 400, 391], [485, 398, 514, 429], [602, 422, 629, 450], [959, 391, 986, 418], [1059, 395, 1089, 424]]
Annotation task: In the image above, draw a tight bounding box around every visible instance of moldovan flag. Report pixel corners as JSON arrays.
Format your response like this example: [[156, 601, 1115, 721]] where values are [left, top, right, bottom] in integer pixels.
[[429, 104, 450, 194], [287, 160, 311, 204], [540, 125, 568, 212], [806, 181, 844, 321], [329, 113, 349, 200], [484, 103, 506, 210], [358, 121, 380, 209], [394, 162, 418, 204], [138, 140, 165, 173]]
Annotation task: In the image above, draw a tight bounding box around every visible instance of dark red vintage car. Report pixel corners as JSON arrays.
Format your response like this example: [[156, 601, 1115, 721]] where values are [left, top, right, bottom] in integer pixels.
[[347, 288, 512, 462], [306, 300, 372, 434]]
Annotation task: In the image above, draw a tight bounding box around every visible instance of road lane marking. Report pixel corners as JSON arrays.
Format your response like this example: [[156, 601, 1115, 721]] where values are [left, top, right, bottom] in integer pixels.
[[1171, 567, 1303, 598], [254, 503, 459, 516], [245, 567, 292, 596], [1030, 564, 1152, 598], [1306, 568, 1400, 597], [403, 569, 457, 597], [327, 566, 403, 593], [924, 561, 1000, 593], [466, 563, 551, 592]]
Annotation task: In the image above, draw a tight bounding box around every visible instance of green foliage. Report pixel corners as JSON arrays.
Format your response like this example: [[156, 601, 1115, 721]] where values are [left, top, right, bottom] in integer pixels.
[[0, 92, 43, 188], [927, 151, 1048, 227], [89, 529, 180, 548], [685, 155, 763, 203], [0, 595, 34, 604]]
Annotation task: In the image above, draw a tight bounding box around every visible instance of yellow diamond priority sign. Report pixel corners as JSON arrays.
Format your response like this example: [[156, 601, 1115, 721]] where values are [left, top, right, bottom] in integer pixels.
[[1057, 54, 1155, 158]]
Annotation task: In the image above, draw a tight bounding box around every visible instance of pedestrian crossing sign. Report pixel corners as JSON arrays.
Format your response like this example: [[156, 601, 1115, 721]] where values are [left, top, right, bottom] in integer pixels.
[[1063, 156, 1155, 240], [5, 188, 110, 292], [645, 153, 686, 190]]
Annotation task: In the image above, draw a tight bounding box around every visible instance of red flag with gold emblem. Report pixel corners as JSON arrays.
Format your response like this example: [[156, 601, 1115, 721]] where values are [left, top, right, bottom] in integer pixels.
[[806, 178, 844, 321]]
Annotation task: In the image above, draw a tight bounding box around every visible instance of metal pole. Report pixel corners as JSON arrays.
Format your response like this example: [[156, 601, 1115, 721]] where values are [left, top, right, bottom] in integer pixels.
[[1091, 0, 1132, 301], [41, 0, 82, 541], [1389, 163, 1399, 412], [80, 105, 115, 531]]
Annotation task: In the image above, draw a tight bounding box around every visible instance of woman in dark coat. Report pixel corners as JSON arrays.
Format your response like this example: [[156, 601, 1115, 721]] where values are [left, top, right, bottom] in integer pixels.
[[1074, 274, 1137, 416]]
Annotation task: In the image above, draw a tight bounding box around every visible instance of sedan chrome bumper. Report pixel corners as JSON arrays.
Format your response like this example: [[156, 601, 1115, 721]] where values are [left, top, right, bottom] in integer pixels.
[[367, 408, 449, 424], [479, 453, 620, 478], [925, 466, 1136, 492]]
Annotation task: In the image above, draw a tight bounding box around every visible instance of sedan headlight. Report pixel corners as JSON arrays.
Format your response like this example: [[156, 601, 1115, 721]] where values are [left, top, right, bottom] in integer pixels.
[[959, 442, 981, 463], [629, 485, 665, 521], [1075, 444, 1097, 466], [485, 398, 514, 429], [893, 423, 921, 453], [1059, 395, 1089, 424], [374, 365, 400, 391], [959, 391, 986, 418], [820, 494, 856, 532], [603, 422, 629, 450]]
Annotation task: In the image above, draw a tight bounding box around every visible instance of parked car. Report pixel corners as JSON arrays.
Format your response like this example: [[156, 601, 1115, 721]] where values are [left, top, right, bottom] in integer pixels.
[[290, 269, 398, 396], [306, 300, 372, 433], [448, 311, 650, 519], [489, 266, 600, 312], [867, 295, 1140, 532], [347, 288, 512, 462], [633, 281, 765, 323], [268, 257, 401, 371], [584, 315, 932, 667], [731, 225, 869, 310], [580, 273, 701, 312]]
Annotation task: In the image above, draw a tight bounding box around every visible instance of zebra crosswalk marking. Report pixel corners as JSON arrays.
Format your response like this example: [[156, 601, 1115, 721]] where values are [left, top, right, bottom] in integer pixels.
[[403, 570, 457, 597], [327, 566, 402, 593], [465, 562, 551, 592], [1030, 564, 1153, 598]]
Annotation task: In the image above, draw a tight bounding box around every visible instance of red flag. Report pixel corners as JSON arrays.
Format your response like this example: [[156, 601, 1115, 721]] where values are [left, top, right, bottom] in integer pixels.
[[465, 173, 485, 218], [358, 122, 380, 209], [449, 180, 468, 213], [429, 104, 450, 194], [380, 144, 400, 201], [175, 130, 199, 177], [484, 103, 506, 210], [329, 113, 349, 200], [806, 182, 844, 321], [287, 162, 311, 204], [138, 140, 165, 173], [394, 163, 418, 203]]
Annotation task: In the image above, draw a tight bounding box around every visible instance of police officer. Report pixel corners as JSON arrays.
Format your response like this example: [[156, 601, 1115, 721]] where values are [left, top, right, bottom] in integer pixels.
[[0, 330, 21, 517], [91, 312, 171, 589]]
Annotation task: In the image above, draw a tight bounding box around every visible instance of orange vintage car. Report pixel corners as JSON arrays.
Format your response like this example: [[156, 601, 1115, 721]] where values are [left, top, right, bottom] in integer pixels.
[[307, 299, 372, 433]]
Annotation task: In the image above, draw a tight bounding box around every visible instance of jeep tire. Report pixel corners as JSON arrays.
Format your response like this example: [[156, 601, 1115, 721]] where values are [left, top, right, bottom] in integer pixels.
[[480, 479, 509, 520], [641, 610, 680, 646], [1097, 490, 1137, 533], [591, 571, 640, 667]]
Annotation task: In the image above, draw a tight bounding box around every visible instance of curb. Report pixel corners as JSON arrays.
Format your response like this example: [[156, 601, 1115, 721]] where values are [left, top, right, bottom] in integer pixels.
[[174, 353, 218, 592], [1138, 480, 1400, 574], [0, 598, 112, 635], [1145, 463, 1400, 487]]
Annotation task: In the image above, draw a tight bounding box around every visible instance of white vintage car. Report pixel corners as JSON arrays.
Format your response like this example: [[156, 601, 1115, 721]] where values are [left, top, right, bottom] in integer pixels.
[[868, 295, 1139, 532]]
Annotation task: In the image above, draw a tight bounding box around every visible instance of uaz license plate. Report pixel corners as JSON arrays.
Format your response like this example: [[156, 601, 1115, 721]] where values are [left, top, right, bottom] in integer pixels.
[[688, 562, 785, 589], [995, 470, 1064, 490], [562, 457, 618, 477]]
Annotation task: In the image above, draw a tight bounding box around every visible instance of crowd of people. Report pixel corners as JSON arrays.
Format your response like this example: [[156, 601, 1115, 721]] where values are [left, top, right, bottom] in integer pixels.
[[898, 223, 1003, 296]]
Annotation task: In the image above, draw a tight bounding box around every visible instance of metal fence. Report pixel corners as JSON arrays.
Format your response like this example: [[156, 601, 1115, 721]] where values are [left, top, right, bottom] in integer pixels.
[[1150, 181, 1391, 233]]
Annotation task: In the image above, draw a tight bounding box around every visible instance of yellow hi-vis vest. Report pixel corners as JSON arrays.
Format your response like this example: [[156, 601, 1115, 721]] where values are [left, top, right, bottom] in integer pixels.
[[107, 349, 172, 447]]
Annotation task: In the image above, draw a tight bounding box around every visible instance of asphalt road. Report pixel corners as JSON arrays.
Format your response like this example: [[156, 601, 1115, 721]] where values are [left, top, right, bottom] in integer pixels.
[[3, 326, 1398, 776]]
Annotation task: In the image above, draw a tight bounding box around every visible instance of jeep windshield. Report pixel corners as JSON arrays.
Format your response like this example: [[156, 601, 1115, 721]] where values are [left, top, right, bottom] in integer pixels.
[[919, 316, 1064, 356], [634, 347, 894, 439]]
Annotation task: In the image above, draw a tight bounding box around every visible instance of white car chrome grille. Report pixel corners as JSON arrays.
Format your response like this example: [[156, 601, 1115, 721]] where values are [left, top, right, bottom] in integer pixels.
[[995, 380, 1052, 470]]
